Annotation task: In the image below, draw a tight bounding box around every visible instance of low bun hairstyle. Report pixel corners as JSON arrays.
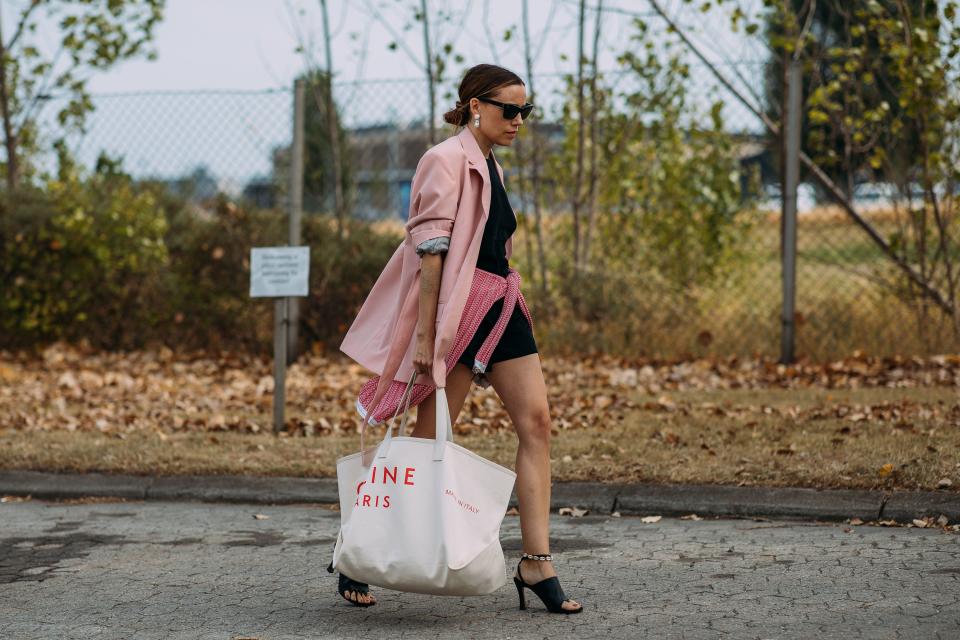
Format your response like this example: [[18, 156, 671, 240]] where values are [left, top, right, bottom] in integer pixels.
[[442, 64, 525, 127]]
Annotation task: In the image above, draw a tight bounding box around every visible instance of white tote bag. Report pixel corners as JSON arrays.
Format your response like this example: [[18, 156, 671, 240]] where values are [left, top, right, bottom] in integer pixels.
[[331, 373, 517, 596]]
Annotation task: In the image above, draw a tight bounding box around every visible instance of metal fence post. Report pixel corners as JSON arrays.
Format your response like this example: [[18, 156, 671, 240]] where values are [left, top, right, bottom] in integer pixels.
[[780, 59, 802, 364], [287, 77, 306, 365], [273, 296, 289, 433]]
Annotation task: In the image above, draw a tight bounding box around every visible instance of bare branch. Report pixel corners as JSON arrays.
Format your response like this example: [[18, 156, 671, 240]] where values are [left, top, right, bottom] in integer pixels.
[[5, 0, 44, 52], [481, 0, 500, 64], [357, 0, 424, 70]]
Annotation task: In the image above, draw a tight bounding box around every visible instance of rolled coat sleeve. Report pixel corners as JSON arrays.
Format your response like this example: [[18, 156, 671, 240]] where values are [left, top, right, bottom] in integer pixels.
[[415, 236, 450, 256], [404, 151, 459, 249]]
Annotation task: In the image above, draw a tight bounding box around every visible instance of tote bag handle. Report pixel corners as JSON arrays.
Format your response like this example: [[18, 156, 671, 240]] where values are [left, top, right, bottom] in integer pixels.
[[373, 372, 455, 462], [375, 370, 417, 458]]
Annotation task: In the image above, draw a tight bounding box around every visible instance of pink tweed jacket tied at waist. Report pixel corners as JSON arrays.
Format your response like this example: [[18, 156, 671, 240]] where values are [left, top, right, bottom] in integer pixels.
[[356, 266, 533, 425]]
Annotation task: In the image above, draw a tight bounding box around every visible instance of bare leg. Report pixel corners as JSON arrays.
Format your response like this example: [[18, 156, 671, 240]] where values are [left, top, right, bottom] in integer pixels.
[[410, 362, 475, 438], [485, 353, 581, 612]]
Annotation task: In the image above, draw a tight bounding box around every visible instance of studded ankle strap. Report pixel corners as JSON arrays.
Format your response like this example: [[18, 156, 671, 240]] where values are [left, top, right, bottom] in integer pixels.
[[521, 552, 553, 561]]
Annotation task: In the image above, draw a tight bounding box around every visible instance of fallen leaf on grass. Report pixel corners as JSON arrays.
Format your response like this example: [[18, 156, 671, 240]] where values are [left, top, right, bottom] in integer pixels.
[[937, 478, 953, 489], [593, 394, 614, 410], [680, 514, 702, 521], [7, 345, 959, 444], [848, 517, 864, 525], [640, 515, 662, 523], [1, 495, 31, 503], [878, 463, 894, 477], [558, 507, 588, 517]]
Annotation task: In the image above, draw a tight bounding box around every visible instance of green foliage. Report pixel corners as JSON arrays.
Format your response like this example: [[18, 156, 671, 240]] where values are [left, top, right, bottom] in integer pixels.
[[158, 194, 284, 353], [299, 69, 354, 214], [159, 197, 405, 353], [0, 144, 402, 353], [299, 218, 404, 347], [604, 47, 754, 290], [0, 151, 168, 346], [0, 0, 164, 191], [761, 0, 960, 322], [545, 29, 755, 295], [763, 0, 939, 196]]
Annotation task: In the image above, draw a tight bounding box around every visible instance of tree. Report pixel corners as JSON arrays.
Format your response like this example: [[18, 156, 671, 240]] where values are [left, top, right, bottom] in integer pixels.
[[357, 0, 465, 147], [763, 0, 938, 199], [299, 68, 353, 223], [670, 0, 959, 336], [0, 0, 164, 195], [547, 20, 752, 307]]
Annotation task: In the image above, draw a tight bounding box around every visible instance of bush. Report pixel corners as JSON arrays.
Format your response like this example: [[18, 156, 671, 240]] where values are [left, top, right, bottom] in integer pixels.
[[0, 157, 169, 349], [0, 154, 403, 355], [299, 218, 403, 350]]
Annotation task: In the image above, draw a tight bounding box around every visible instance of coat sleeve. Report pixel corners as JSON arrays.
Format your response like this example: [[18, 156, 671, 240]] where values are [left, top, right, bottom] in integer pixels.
[[404, 151, 460, 248], [415, 236, 450, 256]]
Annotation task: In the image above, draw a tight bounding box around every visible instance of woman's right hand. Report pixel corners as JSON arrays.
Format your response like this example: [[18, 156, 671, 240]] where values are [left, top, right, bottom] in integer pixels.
[[413, 333, 435, 376]]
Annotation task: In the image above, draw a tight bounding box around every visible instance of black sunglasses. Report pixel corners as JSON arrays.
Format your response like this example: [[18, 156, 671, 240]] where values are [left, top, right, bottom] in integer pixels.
[[477, 96, 535, 120]]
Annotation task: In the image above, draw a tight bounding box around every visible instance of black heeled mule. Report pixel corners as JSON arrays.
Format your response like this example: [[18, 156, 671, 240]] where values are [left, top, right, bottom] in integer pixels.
[[327, 558, 376, 607], [512, 553, 583, 614]]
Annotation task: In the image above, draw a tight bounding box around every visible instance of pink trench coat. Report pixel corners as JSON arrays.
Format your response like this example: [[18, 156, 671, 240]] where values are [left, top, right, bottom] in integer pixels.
[[339, 127, 514, 418]]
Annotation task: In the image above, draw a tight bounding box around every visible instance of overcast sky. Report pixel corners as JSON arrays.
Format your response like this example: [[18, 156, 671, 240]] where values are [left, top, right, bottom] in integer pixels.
[[67, 0, 764, 94], [3, 0, 768, 189]]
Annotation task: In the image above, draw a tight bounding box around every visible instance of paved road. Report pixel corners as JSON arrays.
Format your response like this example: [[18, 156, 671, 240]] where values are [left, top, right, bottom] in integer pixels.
[[1, 499, 958, 640]]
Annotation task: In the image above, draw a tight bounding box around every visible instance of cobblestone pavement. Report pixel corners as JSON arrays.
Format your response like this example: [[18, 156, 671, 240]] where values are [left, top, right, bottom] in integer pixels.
[[1, 499, 958, 640]]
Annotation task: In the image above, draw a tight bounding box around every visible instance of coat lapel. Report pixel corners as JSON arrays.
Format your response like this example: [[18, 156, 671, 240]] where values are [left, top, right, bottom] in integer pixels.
[[457, 127, 491, 221]]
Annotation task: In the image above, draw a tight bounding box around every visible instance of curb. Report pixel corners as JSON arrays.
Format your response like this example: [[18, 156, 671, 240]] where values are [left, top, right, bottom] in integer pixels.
[[2, 470, 958, 522]]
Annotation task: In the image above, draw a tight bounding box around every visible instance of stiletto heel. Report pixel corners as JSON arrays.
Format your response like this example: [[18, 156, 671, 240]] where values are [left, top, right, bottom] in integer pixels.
[[513, 576, 527, 610], [513, 552, 583, 614]]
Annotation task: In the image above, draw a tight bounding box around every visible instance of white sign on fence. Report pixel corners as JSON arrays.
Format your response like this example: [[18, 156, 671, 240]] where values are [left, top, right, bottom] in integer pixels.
[[249, 246, 310, 298]]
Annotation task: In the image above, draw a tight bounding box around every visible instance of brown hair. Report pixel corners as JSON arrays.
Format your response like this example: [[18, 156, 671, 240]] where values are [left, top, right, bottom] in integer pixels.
[[443, 64, 525, 127]]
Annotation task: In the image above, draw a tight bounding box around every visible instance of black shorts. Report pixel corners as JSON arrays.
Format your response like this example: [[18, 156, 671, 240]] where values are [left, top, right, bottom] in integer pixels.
[[456, 296, 538, 375]]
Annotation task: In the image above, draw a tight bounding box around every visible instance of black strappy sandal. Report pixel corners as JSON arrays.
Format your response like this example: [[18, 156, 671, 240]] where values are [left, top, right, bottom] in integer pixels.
[[327, 559, 376, 607], [513, 552, 583, 614]]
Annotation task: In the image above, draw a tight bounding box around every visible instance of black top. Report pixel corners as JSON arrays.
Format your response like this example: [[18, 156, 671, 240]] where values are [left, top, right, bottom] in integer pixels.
[[456, 151, 538, 376], [475, 153, 517, 277]]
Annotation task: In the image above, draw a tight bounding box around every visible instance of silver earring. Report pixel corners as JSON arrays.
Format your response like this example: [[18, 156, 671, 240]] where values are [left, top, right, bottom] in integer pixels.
[[473, 114, 480, 128]]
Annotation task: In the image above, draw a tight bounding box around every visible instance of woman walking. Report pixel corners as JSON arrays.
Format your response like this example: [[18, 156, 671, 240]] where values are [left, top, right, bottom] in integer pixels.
[[336, 63, 583, 614]]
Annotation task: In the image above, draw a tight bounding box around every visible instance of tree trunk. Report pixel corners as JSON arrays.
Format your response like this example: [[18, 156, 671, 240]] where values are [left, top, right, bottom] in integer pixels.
[[319, 0, 345, 239], [0, 11, 19, 194], [420, 0, 436, 145], [582, 0, 603, 273], [522, 0, 550, 304], [570, 0, 587, 309]]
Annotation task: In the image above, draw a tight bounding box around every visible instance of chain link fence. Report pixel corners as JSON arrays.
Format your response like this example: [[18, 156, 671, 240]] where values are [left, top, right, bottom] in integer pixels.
[[35, 19, 959, 360]]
